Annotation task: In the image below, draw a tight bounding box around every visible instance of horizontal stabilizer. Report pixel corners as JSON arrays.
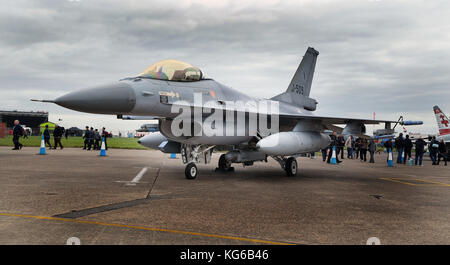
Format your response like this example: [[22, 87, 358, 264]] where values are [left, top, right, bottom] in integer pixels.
[[271, 92, 317, 111]]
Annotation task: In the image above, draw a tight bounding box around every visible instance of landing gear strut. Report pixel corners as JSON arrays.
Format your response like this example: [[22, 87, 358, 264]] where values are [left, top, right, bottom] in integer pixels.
[[181, 144, 214, 179], [273, 156, 298, 177]]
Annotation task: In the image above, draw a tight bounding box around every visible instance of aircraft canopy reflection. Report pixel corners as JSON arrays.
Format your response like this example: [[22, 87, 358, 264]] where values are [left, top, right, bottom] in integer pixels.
[[138, 59, 207, 82]]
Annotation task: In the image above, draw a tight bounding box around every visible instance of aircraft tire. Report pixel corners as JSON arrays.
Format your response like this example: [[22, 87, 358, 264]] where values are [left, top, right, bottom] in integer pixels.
[[285, 157, 297, 177], [185, 163, 198, 179], [218, 154, 232, 170]]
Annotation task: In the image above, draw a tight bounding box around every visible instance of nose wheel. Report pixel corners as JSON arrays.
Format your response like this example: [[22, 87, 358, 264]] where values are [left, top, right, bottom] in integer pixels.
[[185, 163, 198, 179]]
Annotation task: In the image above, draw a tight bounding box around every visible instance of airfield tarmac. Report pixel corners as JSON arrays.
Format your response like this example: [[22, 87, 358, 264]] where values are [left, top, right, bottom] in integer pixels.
[[0, 146, 449, 245]]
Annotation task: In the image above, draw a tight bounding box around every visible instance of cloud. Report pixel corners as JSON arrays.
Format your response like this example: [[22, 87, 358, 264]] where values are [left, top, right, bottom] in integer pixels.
[[0, 0, 448, 134]]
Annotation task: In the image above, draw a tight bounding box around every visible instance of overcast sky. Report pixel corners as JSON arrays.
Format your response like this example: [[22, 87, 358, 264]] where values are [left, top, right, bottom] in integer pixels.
[[1, 0, 449, 135]]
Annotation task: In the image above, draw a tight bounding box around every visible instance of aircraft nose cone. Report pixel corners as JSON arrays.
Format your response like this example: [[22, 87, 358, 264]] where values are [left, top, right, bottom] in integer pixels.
[[55, 82, 136, 114]]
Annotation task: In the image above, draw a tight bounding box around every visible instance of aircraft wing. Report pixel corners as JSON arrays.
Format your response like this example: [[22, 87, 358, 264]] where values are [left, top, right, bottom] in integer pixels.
[[278, 113, 394, 125], [170, 101, 396, 127], [277, 113, 395, 133]]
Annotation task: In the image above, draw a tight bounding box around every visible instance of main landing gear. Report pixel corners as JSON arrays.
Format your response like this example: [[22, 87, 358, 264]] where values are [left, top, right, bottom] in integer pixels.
[[180, 144, 298, 179], [285, 157, 298, 176], [216, 154, 235, 172], [273, 156, 298, 177]]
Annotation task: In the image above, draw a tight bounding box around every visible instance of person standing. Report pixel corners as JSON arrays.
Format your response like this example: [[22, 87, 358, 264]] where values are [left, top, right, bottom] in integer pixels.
[[345, 135, 353, 159], [360, 138, 368, 162], [354, 138, 360, 160], [94, 129, 101, 150], [337, 133, 345, 159], [429, 136, 439, 165], [414, 136, 426, 166], [321, 148, 328, 162], [53, 124, 64, 149], [327, 132, 341, 164], [88, 127, 95, 150], [101, 127, 109, 150], [437, 138, 448, 166], [12, 120, 24, 150], [83, 126, 90, 150], [351, 136, 356, 158], [384, 138, 394, 162], [395, 133, 405, 164], [403, 135, 413, 164], [43, 125, 52, 149], [368, 139, 376, 163]]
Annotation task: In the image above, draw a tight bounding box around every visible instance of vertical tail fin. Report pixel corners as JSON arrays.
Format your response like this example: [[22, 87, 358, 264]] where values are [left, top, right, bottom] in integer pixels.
[[287, 47, 319, 97], [271, 47, 319, 111], [433, 105, 450, 136]]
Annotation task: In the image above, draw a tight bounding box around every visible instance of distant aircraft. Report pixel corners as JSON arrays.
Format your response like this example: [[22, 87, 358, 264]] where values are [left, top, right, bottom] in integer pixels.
[[372, 116, 423, 145], [33, 48, 397, 179], [118, 115, 156, 120], [433, 105, 450, 149]]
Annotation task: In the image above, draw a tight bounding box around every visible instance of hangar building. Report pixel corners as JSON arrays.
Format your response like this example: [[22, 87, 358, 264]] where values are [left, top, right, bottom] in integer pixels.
[[0, 110, 49, 137]]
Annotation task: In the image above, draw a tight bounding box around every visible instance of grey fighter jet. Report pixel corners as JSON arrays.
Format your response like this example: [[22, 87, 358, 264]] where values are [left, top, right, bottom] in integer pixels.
[[33, 48, 396, 179]]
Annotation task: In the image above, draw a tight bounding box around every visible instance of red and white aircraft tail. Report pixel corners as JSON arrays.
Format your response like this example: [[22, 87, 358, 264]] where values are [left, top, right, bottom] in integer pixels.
[[433, 105, 450, 136]]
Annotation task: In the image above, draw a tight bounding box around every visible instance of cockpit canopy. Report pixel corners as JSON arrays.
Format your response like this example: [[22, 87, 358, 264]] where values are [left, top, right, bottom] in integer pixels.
[[138, 60, 206, 82]]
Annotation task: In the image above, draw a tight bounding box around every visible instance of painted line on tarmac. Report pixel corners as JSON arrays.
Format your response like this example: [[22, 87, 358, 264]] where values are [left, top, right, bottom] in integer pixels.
[[0, 212, 293, 245], [128, 167, 148, 186], [115, 167, 150, 186], [408, 178, 450, 187], [379, 177, 450, 187]]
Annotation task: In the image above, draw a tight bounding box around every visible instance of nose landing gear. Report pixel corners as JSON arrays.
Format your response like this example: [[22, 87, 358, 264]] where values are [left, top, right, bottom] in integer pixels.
[[185, 163, 198, 179], [181, 144, 214, 179]]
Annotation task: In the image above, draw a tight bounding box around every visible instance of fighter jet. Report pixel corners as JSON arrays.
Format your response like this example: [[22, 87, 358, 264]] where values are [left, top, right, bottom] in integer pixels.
[[33, 48, 396, 179], [372, 116, 423, 145]]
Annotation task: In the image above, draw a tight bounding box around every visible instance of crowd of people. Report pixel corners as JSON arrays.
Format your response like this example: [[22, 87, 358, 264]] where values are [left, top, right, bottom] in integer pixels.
[[82, 126, 109, 151], [11, 119, 110, 151], [9, 120, 449, 167], [383, 133, 447, 166], [321, 132, 378, 164], [320, 131, 448, 166]]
